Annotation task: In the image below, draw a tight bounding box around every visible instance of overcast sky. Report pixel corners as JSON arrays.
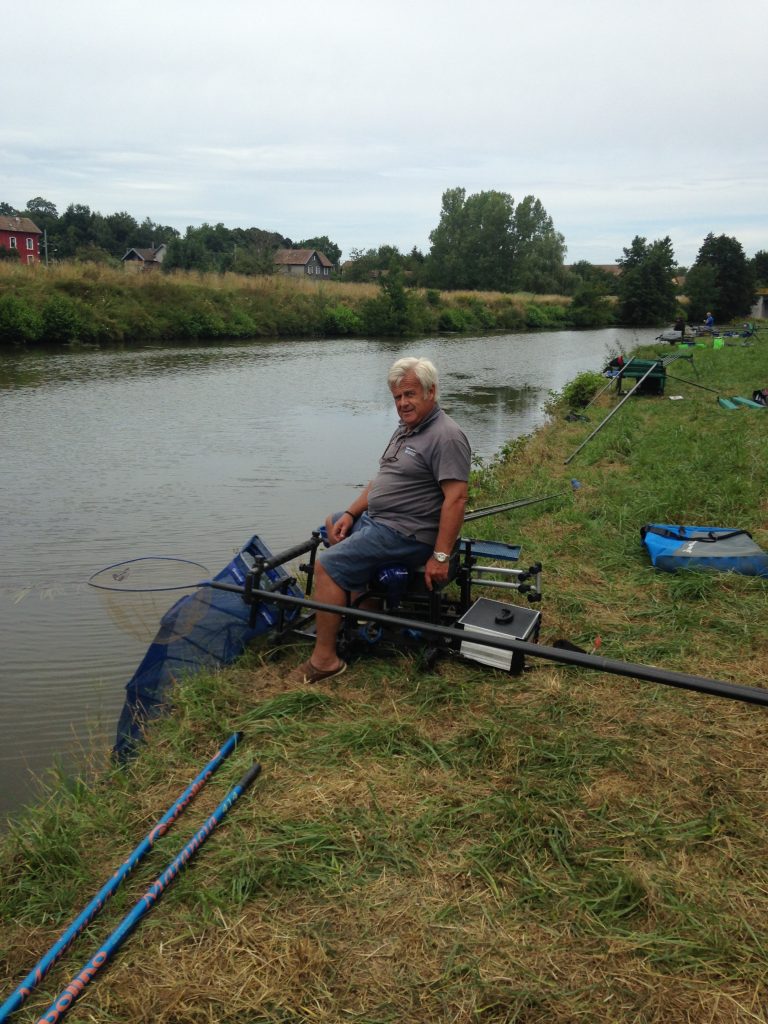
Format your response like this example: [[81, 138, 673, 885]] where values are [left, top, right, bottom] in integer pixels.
[[5, 0, 765, 266]]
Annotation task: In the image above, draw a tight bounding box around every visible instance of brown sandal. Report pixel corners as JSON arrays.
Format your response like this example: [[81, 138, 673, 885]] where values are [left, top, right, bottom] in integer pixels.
[[287, 659, 347, 685]]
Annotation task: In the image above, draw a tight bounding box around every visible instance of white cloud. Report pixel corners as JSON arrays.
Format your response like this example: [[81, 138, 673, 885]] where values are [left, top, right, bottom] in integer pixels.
[[3, 0, 765, 265]]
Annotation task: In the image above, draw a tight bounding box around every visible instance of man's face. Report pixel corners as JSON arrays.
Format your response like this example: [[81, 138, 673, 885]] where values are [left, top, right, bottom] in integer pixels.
[[390, 371, 436, 428]]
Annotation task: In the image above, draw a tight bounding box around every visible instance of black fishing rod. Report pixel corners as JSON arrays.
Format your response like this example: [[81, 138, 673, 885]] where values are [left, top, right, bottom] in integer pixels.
[[664, 373, 727, 396], [464, 490, 569, 522], [563, 362, 660, 465], [206, 582, 768, 710]]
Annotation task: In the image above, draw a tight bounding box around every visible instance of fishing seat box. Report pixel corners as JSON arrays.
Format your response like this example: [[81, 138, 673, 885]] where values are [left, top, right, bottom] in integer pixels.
[[458, 597, 541, 675], [618, 359, 666, 395]]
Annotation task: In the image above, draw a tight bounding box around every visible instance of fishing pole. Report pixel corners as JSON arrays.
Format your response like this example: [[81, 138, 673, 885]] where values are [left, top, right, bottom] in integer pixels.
[[205, 584, 768, 710], [563, 362, 661, 465], [0, 732, 242, 1023], [32, 762, 262, 1024], [464, 490, 570, 522], [664, 373, 728, 395], [583, 356, 637, 411]]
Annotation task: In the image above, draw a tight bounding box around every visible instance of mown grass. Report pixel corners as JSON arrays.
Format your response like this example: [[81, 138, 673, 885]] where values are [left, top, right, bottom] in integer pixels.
[[1, 330, 767, 1022]]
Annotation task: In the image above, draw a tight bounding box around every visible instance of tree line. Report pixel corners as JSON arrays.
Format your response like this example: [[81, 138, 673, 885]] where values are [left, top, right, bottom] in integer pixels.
[[1, 192, 764, 324]]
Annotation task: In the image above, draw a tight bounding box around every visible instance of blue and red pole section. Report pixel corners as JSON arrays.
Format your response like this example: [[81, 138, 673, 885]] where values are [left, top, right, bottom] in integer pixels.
[[0, 731, 242, 1023], [32, 762, 261, 1024]]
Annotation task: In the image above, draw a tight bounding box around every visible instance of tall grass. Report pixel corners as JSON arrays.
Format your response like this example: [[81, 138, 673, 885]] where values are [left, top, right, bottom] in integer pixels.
[[1, 332, 767, 1021], [0, 261, 579, 345]]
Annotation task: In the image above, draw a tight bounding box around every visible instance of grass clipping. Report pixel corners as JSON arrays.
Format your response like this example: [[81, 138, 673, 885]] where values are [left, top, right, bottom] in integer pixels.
[[1, 339, 768, 1023]]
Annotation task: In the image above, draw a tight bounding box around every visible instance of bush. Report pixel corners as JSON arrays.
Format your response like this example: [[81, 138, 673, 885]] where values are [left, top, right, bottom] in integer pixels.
[[0, 294, 43, 344], [41, 294, 84, 343], [323, 303, 363, 335], [560, 370, 605, 409], [437, 307, 468, 332]]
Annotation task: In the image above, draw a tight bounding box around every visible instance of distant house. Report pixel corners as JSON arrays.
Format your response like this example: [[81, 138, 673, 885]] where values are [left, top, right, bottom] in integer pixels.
[[0, 216, 42, 264], [274, 248, 334, 278], [121, 243, 167, 272], [565, 263, 621, 277]]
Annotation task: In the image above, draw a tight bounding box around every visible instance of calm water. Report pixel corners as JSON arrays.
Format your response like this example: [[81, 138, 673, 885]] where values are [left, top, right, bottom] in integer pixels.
[[0, 328, 656, 823]]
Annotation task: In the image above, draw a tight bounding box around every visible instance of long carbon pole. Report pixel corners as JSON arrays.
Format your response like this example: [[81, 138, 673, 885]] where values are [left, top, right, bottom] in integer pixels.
[[32, 763, 262, 1024], [464, 491, 568, 522], [210, 585, 768, 709], [0, 732, 242, 1023], [581, 356, 636, 411], [564, 362, 660, 465]]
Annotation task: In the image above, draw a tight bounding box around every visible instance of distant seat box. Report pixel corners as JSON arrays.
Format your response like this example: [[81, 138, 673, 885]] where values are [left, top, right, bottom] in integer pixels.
[[620, 359, 666, 395], [458, 597, 541, 675]]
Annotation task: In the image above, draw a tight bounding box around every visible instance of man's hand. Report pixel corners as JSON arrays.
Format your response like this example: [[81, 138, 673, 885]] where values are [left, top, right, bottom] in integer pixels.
[[328, 511, 354, 545], [424, 479, 468, 590], [424, 554, 451, 591]]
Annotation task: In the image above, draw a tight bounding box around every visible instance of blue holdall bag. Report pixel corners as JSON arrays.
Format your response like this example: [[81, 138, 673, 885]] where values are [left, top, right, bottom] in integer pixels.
[[640, 524, 768, 577]]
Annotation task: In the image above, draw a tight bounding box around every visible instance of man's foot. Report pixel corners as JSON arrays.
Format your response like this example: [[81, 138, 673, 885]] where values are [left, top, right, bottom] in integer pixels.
[[287, 659, 347, 685]]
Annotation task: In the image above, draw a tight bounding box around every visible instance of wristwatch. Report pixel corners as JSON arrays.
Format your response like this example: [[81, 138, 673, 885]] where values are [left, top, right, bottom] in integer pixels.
[[432, 551, 449, 563]]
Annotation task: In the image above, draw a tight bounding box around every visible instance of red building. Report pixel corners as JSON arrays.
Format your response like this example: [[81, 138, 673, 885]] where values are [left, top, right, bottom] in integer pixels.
[[0, 215, 42, 264]]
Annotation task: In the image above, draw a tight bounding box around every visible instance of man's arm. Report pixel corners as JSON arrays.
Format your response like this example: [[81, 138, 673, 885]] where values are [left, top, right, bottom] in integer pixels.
[[424, 478, 468, 590]]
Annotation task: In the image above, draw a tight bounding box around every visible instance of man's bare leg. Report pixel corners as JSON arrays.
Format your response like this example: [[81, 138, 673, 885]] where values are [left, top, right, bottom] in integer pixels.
[[309, 561, 346, 671]]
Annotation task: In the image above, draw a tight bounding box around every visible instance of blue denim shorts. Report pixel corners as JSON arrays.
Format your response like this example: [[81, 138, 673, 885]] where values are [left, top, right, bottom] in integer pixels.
[[318, 512, 432, 591]]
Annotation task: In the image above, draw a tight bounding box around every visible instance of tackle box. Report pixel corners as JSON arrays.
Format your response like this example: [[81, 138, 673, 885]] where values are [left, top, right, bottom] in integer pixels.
[[458, 597, 541, 675]]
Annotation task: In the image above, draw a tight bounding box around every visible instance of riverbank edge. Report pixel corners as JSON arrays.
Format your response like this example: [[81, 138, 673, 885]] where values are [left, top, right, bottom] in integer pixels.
[[0, 262, 614, 347], [1, 331, 767, 1021]]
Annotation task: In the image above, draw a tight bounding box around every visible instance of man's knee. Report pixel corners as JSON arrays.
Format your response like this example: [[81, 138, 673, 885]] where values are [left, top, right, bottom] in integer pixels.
[[314, 560, 344, 601]]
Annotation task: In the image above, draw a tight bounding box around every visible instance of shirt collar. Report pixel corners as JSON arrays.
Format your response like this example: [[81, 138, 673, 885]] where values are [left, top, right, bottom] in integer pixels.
[[399, 404, 441, 435]]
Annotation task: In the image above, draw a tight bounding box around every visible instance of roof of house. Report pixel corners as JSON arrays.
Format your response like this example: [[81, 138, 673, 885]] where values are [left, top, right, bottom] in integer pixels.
[[0, 216, 42, 234], [122, 245, 166, 262], [274, 248, 334, 268]]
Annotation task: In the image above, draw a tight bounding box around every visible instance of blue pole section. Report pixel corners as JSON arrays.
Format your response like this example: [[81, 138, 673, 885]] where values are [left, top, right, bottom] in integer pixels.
[[0, 732, 242, 1023], [32, 762, 262, 1024]]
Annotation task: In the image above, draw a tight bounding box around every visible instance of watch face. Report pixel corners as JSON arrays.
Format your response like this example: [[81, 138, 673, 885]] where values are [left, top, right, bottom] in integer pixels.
[[434, 552, 448, 562]]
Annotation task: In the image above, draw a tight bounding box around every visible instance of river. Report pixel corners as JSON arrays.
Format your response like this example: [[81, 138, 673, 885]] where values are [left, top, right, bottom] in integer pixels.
[[0, 328, 656, 824]]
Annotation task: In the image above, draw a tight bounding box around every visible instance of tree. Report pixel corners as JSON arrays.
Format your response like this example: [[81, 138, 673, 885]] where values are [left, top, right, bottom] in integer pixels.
[[57, 204, 96, 258], [682, 262, 719, 323], [25, 197, 58, 219], [361, 260, 412, 335], [616, 236, 677, 325], [0, 202, 18, 215], [509, 196, 567, 292], [751, 250, 768, 286], [424, 187, 565, 293], [564, 261, 618, 295], [295, 235, 341, 266], [690, 233, 755, 321], [342, 245, 408, 282]]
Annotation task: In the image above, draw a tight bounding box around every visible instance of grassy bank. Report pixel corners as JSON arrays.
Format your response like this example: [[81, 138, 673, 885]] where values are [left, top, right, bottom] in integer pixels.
[[0, 262, 581, 346], [1, 333, 767, 1022]]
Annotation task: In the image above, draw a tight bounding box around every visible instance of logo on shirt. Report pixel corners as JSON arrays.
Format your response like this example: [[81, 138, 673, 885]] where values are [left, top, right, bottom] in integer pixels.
[[404, 446, 418, 457]]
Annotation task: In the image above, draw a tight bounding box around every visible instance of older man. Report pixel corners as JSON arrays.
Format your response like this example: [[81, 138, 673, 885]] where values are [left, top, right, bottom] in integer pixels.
[[289, 356, 471, 685]]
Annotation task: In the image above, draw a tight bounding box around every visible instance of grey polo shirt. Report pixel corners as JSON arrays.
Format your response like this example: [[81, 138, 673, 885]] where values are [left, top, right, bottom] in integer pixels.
[[367, 406, 471, 546]]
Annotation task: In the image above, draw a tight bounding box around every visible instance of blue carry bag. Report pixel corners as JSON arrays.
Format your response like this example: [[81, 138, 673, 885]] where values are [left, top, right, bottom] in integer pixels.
[[640, 524, 768, 576]]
